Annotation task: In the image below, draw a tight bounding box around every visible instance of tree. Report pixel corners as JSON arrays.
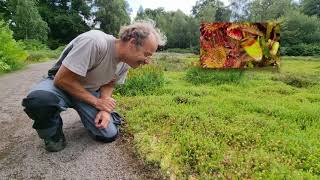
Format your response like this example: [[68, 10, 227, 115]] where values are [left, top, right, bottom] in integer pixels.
[[281, 10, 320, 46], [186, 16, 200, 49], [192, 0, 231, 22], [11, 0, 48, 42], [228, 0, 251, 21], [196, 5, 218, 22], [135, 8, 199, 49], [0, 0, 10, 21], [37, 0, 91, 48], [136, 5, 145, 19], [170, 10, 189, 48], [94, 0, 131, 36], [247, 0, 293, 21], [302, 0, 320, 17]]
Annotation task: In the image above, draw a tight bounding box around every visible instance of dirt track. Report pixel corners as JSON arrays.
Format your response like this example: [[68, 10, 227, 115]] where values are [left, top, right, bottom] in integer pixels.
[[0, 61, 163, 179]]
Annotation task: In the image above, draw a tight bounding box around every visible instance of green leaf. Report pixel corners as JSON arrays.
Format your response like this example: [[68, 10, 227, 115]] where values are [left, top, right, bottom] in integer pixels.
[[242, 38, 263, 61]]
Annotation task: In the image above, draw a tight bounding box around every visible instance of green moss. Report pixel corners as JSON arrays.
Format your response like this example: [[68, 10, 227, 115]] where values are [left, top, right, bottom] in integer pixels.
[[116, 55, 320, 178]]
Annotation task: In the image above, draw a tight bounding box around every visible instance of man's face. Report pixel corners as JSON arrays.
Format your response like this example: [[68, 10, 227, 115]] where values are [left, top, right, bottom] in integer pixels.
[[125, 34, 158, 68]]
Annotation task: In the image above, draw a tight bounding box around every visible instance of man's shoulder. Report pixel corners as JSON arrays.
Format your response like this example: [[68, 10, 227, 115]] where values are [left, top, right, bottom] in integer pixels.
[[73, 30, 115, 55], [81, 30, 115, 41]]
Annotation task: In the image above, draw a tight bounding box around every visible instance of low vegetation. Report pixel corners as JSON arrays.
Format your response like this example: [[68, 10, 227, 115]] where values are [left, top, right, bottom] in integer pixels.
[[115, 53, 320, 179]]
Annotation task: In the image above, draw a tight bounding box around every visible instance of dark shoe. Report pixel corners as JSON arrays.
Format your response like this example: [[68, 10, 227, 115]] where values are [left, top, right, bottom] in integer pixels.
[[44, 127, 66, 152], [110, 112, 124, 126], [88, 130, 118, 143]]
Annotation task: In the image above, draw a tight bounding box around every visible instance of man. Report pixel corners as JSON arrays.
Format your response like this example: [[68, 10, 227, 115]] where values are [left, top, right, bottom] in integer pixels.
[[21, 20, 166, 152]]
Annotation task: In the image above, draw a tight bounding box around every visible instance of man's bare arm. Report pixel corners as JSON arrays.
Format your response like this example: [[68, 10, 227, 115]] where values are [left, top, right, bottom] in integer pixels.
[[94, 79, 116, 129], [54, 65, 115, 112], [100, 79, 116, 99]]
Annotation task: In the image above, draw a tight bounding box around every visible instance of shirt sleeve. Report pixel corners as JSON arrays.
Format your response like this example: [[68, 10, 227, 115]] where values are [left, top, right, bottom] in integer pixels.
[[115, 63, 130, 85], [62, 37, 98, 77]]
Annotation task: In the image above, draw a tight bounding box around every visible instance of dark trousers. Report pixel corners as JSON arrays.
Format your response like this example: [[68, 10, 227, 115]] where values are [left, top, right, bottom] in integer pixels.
[[22, 77, 120, 142]]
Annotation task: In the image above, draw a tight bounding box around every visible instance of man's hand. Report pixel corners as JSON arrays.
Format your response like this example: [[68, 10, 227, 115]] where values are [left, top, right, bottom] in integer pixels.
[[94, 97, 116, 113], [95, 111, 111, 129]]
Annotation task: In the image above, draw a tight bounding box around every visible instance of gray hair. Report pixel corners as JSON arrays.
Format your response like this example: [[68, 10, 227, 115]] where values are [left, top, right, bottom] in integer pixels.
[[118, 19, 167, 47]]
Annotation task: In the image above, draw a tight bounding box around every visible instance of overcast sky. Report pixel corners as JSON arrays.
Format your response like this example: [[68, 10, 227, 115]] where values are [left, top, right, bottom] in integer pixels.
[[127, 0, 230, 20]]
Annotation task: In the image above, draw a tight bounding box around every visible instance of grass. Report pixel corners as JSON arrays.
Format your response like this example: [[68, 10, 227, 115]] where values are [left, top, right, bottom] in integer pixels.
[[115, 54, 320, 179], [114, 64, 165, 96]]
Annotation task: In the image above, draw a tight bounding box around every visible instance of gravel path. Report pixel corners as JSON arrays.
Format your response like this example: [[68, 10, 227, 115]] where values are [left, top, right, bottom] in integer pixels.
[[0, 61, 163, 180]]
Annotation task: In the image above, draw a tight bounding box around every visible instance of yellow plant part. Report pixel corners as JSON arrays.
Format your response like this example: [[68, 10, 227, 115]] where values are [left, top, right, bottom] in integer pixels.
[[270, 41, 280, 56], [242, 38, 263, 61]]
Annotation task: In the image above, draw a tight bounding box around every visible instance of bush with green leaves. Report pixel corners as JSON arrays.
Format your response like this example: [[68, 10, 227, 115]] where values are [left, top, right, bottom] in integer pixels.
[[281, 10, 320, 46], [0, 20, 27, 72], [18, 40, 65, 62], [20, 39, 49, 51], [25, 47, 65, 62], [115, 65, 165, 96], [281, 44, 320, 56]]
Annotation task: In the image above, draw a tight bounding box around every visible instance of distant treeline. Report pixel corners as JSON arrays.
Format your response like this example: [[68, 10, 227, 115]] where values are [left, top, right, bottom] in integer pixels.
[[0, 0, 320, 55]]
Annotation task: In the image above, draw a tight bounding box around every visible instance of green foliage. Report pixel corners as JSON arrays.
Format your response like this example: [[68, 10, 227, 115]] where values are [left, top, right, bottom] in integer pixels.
[[37, 0, 91, 48], [49, 13, 90, 46], [114, 65, 165, 96], [192, 0, 231, 21], [281, 44, 320, 56], [2, 0, 320, 55], [185, 67, 245, 85], [18, 39, 64, 62], [94, 0, 131, 36], [0, 0, 10, 20], [247, 0, 293, 21], [0, 20, 27, 72], [170, 11, 193, 48], [25, 48, 64, 62], [20, 39, 49, 51], [11, 0, 48, 42], [281, 10, 320, 46], [136, 8, 199, 50], [116, 53, 320, 178], [302, 0, 320, 17]]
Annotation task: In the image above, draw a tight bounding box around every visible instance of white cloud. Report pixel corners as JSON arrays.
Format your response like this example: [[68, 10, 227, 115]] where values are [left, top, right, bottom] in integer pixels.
[[127, 0, 230, 21]]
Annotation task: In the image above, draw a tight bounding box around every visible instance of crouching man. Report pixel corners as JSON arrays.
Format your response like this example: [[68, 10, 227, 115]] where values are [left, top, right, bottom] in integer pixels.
[[21, 20, 166, 152]]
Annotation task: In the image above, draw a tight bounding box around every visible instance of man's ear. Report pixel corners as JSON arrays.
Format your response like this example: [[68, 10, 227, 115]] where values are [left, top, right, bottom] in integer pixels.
[[129, 38, 142, 50], [128, 38, 136, 48]]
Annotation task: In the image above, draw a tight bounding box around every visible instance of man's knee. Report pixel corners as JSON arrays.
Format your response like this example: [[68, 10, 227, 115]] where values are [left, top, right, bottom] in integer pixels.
[[89, 126, 119, 143], [22, 90, 60, 121]]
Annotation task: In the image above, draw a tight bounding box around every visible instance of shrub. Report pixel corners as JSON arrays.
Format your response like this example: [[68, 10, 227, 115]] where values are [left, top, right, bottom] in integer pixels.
[[25, 46, 65, 62], [281, 44, 320, 56], [0, 20, 27, 72], [21, 39, 65, 62], [114, 64, 165, 96], [19, 39, 49, 51]]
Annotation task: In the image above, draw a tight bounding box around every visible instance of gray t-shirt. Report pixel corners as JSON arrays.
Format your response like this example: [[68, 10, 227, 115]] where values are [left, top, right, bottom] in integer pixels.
[[48, 30, 129, 92]]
